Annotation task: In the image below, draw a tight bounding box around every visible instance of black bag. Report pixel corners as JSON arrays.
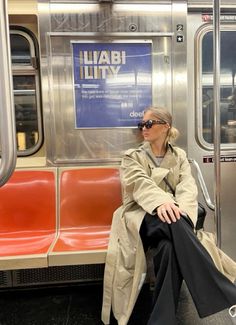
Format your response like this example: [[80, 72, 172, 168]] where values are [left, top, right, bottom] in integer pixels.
[[163, 177, 206, 231], [180, 202, 206, 231], [196, 202, 206, 231]]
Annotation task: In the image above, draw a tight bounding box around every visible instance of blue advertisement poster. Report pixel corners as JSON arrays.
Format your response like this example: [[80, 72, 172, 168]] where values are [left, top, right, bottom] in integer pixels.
[[72, 41, 152, 128]]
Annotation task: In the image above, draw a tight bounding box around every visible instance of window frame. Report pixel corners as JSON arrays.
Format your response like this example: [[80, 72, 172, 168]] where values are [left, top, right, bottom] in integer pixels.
[[195, 24, 236, 151], [10, 26, 43, 156]]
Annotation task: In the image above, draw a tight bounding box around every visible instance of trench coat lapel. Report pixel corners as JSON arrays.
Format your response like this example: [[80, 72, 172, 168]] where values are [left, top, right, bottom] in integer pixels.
[[142, 142, 178, 185]]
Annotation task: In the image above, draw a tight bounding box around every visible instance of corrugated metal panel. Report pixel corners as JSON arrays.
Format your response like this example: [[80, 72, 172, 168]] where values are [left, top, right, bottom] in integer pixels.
[[12, 264, 104, 287], [0, 271, 12, 288]]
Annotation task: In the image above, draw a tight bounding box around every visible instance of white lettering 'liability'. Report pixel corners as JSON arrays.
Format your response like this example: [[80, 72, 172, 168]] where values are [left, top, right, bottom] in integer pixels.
[[81, 50, 126, 65]]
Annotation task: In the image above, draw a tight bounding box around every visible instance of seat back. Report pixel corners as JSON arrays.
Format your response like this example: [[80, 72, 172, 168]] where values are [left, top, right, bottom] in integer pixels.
[[60, 168, 122, 228], [0, 170, 56, 233]]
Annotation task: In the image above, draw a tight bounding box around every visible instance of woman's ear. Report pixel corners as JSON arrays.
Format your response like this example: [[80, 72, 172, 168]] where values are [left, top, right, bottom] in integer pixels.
[[165, 123, 171, 130]]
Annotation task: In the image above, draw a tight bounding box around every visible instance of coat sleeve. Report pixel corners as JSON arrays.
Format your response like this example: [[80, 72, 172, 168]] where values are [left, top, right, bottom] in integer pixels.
[[174, 150, 198, 224], [121, 151, 176, 215]]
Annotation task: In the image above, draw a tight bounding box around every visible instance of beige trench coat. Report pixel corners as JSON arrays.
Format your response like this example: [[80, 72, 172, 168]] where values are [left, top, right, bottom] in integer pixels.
[[197, 230, 236, 283], [101, 142, 198, 325]]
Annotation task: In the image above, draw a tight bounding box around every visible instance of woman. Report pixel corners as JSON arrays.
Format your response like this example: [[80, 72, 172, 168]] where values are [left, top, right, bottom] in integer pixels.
[[102, 106, 236, 325]]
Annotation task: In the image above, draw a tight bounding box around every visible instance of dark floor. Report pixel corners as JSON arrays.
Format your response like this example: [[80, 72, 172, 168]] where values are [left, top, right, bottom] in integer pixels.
[[0, 282, 152, 325], [0, 282, 234, 325]]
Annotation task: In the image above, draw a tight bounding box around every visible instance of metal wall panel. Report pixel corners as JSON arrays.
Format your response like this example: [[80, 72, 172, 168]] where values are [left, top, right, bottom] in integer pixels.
[[187, 11, 236, 260], [39, 1, 187, 164], [0, 271, 12, 288], [12, 265, 104, 286]]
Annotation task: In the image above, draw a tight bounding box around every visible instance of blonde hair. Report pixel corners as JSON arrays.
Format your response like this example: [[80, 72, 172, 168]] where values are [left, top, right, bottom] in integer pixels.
[[144, 106, 180, 144]]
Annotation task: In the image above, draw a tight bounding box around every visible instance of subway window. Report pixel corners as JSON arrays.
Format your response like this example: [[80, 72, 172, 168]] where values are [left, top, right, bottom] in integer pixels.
[[201, 30, 236, 146], [10, 28, 42, 155]]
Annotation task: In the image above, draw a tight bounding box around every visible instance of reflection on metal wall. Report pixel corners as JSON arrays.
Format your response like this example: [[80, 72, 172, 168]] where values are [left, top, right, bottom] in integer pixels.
[[39, 1, 186, 164], [50, 3, 171, 33]]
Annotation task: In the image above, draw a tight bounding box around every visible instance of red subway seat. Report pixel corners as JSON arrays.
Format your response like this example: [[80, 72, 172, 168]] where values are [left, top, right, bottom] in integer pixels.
[[0, 170, 56, 270], [49, 168, 122, 265]]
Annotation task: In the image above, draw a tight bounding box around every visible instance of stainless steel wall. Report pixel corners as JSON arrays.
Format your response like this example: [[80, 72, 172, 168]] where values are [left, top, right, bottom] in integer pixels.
[[187, 9, 236, 259], [38, 1, 187, 164]]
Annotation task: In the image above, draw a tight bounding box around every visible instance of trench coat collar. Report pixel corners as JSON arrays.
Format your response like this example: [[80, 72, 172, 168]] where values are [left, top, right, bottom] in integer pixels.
[[141, 141, 178, 170]]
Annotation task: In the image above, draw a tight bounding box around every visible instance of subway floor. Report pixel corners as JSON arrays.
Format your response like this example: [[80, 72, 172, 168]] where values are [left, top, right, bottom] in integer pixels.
[[0, 282, 234, 325]]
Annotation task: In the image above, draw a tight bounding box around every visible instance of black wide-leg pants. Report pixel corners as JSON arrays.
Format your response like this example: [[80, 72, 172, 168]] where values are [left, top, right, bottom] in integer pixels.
[[139, 214, 236, 325]]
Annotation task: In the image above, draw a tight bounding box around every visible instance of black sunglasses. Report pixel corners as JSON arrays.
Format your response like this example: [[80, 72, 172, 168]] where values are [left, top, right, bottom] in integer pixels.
[[137, 119, 166, 130]]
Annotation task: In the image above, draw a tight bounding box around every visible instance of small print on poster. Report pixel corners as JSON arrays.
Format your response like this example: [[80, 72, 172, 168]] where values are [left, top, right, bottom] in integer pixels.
[[72, 41, 152, 128]]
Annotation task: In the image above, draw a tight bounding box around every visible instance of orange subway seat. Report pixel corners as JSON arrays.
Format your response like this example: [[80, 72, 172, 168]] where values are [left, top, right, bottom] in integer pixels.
[[52, 168, 122, 253], [51, 227, 111, 251], [0, 170, 56, 258]]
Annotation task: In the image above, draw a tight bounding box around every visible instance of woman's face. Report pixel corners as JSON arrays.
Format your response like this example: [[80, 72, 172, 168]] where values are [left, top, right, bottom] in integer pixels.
[[140, 111, 169, 144]]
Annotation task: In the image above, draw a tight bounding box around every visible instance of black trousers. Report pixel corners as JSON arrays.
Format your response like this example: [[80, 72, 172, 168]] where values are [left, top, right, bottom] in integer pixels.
[[139, 214, 236, 325]]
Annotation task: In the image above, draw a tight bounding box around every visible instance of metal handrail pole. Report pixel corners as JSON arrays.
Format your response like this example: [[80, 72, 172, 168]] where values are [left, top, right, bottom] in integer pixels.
[[213, 0, 221, 247], [0, 0, 17, 186], [188, 158, 215, 211]]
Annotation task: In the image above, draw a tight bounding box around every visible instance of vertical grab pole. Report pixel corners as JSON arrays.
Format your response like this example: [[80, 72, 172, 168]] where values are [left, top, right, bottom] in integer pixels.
[[0, 0, 17, 186], [213, 0, 221, 247]]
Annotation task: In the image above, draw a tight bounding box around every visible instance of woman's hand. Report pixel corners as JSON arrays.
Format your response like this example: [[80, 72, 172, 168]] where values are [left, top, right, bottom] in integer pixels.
[[157, 203, 184, 224]]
